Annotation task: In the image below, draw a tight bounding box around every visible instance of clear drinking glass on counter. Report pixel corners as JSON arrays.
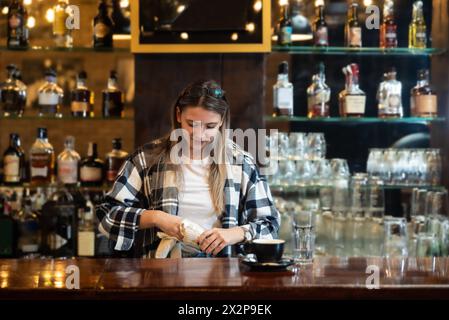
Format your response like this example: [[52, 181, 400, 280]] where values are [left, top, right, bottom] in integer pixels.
[[291, 210, 315, 265], [383, 216, 409, 258]]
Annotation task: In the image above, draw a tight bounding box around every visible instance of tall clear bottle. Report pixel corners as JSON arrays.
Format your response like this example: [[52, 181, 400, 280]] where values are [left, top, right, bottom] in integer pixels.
[[377, 67, 403, 118], [16, 188, 41, 257], [273, 61, 294, 117], [53, 0, 73, 48], [339, 63, 366, 117], [77, 206, 95, 257], [307, 62, 331, 118], [102, 71, 124, 118], [38, 69, 64, 118], [30, 128, 55, 185], [57, 136, 80, 185], [409, 1, 427, 49]]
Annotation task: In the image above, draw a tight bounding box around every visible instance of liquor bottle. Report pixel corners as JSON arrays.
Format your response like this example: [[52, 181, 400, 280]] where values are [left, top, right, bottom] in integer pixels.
[[410, 69, 437, 117], [80, 142, 104, 186], [53, 0, 73, 48], [313, 4, 328, 47], [377, 68, 403, 118], [7, 0, 29, 49], [277, 4, 292, 46], [409, 1, 427, 49], [345, 2, 362, 48], [102, 70, 124, 118], [71, 71, 94, 118], [273, 61, 294, 117], [16, 189, 40, 257], [2, 133, 26, 185], [30, 128, 55, 185], [0, 194, 18, 258], [93, 0, 114, 48], [339, 63, 366, 117], [77, 206, 95, 257], [105, 138, 129, 184], [307, 62, 331, 118], [380, 0, 397, 49], [57, 136, 81, 185], [0, 64, 27, 117], [38, 69, 64, 117]]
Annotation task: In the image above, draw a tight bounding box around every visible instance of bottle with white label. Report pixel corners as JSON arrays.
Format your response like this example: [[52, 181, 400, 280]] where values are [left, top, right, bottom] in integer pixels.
[[2, 133, 25, 185], [17, 188, 41, 257], [30, 128, 55, 185], [377, 67, 403, 118], [80, 142, 104, 186], [38, 69, 64, 118], [77, 206, 95, 257], [339, 63, 366, 117], [273, 61, 294, 117], [57, 136, 81, 185]]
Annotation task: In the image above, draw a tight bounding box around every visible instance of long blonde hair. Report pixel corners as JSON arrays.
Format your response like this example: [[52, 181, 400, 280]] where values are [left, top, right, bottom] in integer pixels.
[[147, 80, 231, 214]]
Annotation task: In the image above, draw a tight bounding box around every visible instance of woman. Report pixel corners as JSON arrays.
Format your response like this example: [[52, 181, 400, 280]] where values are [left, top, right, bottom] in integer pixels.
[[96, 80, 280, 258]]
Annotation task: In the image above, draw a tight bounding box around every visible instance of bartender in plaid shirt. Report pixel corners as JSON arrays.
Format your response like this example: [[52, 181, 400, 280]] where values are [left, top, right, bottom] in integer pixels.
[[96, 80, 280, 258]]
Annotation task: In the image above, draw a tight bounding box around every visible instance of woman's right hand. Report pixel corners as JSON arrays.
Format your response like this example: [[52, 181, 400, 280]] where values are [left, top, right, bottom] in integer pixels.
[[154, 211, 184, 240]]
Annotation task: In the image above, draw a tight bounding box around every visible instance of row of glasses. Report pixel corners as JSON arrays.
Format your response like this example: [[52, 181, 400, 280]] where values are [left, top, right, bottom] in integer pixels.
[[367, 148, 442, 186], [268, 132, 327, 161]]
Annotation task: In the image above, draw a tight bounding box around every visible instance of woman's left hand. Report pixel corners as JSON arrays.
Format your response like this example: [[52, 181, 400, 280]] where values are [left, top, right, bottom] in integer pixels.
[[197, 227, 244, 256]]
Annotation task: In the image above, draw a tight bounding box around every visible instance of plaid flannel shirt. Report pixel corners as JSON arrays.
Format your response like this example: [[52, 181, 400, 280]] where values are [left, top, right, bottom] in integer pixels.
[[96, 138, 280, 257]]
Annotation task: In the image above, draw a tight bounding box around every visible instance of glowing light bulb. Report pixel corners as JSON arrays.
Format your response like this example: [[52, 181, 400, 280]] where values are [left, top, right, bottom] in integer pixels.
[[120, 0, 129, 8], [246, 23, 255, 33], [2, 7, 8, 15], [253, 1, 262, 12], [364, 0, 373, 6], [46, 8, 55, 23], [24, 0, 32, 6], [231, 33, 239, 41], [177, 5, 186, 14], [27, 16, 36, 28], [180, 32, 189, 40]]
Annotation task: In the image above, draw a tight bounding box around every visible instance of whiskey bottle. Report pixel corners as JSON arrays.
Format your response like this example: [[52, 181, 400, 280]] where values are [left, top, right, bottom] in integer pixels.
[[93, 0, 114, 48], [57, 136, 81, 185], [377, 68, 403, 118], [105, 138, 129, 184], [38, 69, 64, 118], [80, 142, 104, 186], [0, 64, 27, 117], [345, 2, 362, 48], [53, 0, 73, 48], [77, 206, 95, 257], [102, 70, 124, 118], [409, 1, 427, 49], [380, 0, 397, 49], [277, 4, 292, 46], [7, 0, 29, 49], [339, 63, 366, 117], [71, 71, 94, 118], [313, 4, 328, 47], [410, 69, 437, 117], [2, 133, 26, 185], [273, 61, 294, 117], [307, 62, 331, 118], [30, 128, 55, 185]]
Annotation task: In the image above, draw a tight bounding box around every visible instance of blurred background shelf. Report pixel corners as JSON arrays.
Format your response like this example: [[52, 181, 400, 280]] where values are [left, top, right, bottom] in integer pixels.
[[265, 115, 446, 125], [271, 46, 446, 56]]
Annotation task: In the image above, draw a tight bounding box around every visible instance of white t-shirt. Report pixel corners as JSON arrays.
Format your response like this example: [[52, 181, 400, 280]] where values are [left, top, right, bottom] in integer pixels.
[[177, 157, 222, 254]]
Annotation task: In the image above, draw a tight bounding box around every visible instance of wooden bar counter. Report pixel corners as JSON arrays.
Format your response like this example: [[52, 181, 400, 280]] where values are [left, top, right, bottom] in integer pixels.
[[1, 257, 449, 300]]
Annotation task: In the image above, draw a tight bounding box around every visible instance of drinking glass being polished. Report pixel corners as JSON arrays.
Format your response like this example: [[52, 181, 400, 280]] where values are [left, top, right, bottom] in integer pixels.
[[291, 210, 315, 264], [383, 216, 409, 258]]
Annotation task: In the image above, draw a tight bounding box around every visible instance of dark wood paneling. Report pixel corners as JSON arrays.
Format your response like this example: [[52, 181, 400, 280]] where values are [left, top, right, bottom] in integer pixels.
[[134, 54, 266, 148]]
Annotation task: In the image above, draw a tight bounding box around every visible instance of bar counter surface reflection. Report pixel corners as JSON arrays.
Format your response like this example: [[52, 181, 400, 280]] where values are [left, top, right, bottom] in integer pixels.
[[0, 257, 449, 299]]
